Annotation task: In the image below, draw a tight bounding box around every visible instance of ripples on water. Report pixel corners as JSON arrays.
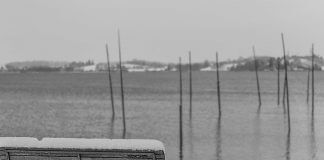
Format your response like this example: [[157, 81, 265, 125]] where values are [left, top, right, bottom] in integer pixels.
[[0, 72, 323, 160]]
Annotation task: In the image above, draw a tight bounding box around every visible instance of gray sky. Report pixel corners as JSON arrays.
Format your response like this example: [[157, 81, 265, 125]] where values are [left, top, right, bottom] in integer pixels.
[[1, 0, 324, 65]]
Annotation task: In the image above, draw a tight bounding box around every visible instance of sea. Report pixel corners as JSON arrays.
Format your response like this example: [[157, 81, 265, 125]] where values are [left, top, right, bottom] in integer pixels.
[[0, 71, 323, 160]]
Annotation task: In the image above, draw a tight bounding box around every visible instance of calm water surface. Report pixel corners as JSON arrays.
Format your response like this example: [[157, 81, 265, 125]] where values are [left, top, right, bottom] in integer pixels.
[[0, 71, 323, 160]]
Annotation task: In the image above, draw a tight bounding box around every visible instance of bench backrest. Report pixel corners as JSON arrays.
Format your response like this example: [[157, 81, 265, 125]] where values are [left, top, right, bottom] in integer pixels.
[[0, 137, 165, 160]]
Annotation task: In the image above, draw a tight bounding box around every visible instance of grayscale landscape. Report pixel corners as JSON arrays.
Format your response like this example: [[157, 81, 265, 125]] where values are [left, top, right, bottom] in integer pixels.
[[1, 0, 324, 160]]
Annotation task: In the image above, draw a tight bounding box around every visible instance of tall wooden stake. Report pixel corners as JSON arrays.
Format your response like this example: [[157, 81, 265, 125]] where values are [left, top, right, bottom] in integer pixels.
[[282, 33, 290, 131], [118, 30, 126, 139], [277, 58, 280, 106], [189, 51, 193, 120], [179, 57, 183, 160], [105, 43, 115, 119], [283, 76, 286, 112], [216, 52, 221, 117], [253, 46, 262, 111], [311, 44, 315, 116], [307, 68, 310, 104]]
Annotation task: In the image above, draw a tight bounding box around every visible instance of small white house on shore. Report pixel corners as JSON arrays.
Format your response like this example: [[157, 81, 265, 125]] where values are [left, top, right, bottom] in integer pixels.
[[80, 65, 96, 72], [0, 65, 6, 71], [200, 66, 215, 71], [147, 66, 167, 72], [125, 64, 147, 72], [128, 68, 147, 72], [220, 63, 237, 71]]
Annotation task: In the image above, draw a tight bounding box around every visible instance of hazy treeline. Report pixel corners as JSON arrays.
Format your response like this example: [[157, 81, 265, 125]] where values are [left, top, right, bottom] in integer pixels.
[[4, 60, 95, 72], [232, 55, 323, 71], [1, 54, 323, 72]]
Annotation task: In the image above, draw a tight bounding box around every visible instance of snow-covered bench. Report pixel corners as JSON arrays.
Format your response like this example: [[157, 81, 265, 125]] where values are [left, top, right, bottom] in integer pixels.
[[0, 137, 165, 160]]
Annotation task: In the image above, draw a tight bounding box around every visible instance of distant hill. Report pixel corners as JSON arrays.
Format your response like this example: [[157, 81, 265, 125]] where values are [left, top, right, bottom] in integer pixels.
[[5, 60, 94, 72], [126, 59, 166, 68], [3, 55, 324, 72], [227, 55, 323, 71], [5, 61, 70, 72]]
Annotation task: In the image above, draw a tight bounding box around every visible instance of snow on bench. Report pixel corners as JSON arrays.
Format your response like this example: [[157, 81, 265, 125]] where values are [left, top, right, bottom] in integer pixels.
[[0, 137, 165, 151], [0, 137, 165, 160]]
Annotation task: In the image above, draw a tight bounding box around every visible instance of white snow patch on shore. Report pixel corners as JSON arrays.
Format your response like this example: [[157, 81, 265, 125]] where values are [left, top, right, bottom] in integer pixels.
[[0, 137, 165, 151]]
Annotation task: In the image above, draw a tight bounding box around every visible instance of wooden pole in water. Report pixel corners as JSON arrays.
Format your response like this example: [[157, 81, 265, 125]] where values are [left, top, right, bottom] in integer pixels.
[[283, 75, 286, 112], [307, 68, 310, 104], [216, 52, 221, 117], [179, 57, 183, 160], [282, 54, 287, 113], [277, 57, 280, 106], [311, 44, 315, 116], [118, 30, 126, 138], [189, 51, 193, 120], [253, 46, 262, 110], [105, 42, 115, 119], [281, 33, 290, 130]]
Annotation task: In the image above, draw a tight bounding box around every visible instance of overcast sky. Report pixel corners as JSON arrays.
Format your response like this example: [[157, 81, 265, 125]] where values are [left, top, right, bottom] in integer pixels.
[[1, 0, 324, 65]]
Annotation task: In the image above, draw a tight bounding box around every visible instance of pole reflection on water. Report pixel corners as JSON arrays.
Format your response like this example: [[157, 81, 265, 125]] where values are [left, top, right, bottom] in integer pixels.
[[257, 104, 261, 114], [215, 116, 222, 160], [189, 119, 194, 160], [310, 116, 317, 159], [109, 116, 115, 138], [253, 114, 261, 160], [285, 121, 291, 160], [306, 101, 317, 160]]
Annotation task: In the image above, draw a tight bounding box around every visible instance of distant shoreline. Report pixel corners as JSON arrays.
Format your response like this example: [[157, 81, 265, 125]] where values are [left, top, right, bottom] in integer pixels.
[[2, 54, 322, 72]]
